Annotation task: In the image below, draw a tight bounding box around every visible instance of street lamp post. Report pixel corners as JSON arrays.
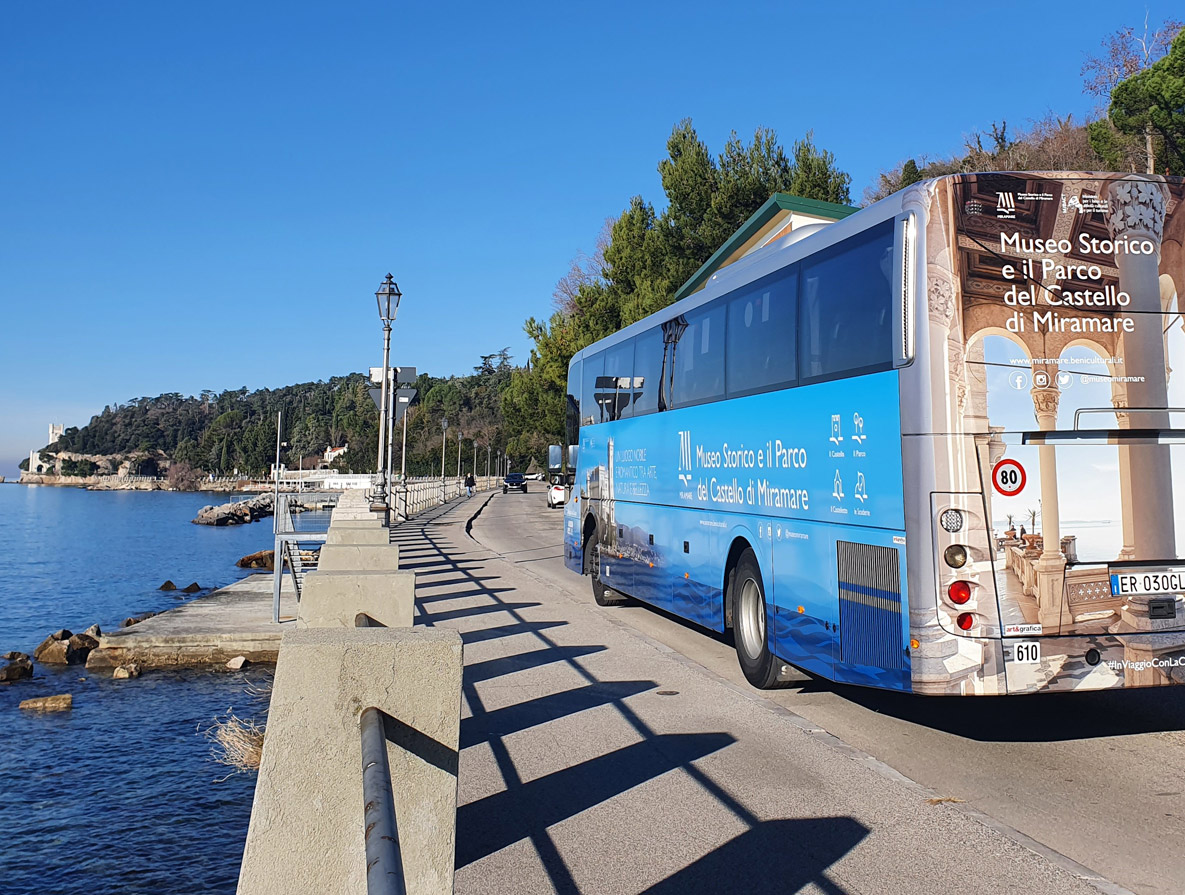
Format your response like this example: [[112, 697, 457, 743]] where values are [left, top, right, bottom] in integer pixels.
[[457, 429, 462, 477], [440, 417, 448, 503], [399, 395, 410, 520], [374, 274, 402, 499]]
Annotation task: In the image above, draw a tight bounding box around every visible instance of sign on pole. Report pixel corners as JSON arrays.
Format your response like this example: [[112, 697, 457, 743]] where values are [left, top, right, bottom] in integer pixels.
[[368, 388, 384, 412], [371, 366, 417, 385], [393, 388, 416, 423]]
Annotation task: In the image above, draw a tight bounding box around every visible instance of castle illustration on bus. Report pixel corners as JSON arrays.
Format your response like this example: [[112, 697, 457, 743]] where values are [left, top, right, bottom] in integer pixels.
[[559, 171, 1185, 696]]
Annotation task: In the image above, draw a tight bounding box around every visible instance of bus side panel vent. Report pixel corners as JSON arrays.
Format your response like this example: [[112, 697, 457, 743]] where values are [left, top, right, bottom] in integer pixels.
[[837, 541, 904, 670]]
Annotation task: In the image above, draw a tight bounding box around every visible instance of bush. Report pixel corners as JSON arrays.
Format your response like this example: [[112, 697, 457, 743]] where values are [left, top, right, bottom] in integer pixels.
[[60, 458, 98, 477]]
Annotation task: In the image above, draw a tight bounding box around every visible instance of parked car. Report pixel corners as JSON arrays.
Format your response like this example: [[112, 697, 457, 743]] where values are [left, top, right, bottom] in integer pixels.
[[503, 472, 528, 494], [546, 475, 566, 508]]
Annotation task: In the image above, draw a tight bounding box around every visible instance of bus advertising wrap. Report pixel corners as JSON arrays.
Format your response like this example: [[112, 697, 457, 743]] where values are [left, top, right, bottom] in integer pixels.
[[926, 172, 1185, 693]]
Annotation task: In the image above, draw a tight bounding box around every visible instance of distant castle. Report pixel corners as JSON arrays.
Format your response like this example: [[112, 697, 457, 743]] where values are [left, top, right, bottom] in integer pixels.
[[28, 423, 64, 474]]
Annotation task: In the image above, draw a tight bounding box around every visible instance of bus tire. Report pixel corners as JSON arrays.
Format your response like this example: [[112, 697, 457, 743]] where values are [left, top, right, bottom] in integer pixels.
[[585, 529, 626, 607], [731, 548, 785, 689]]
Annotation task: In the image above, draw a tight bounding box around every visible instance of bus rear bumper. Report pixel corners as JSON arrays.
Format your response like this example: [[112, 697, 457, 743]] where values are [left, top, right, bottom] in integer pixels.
[[913, 632, 1185, 695]]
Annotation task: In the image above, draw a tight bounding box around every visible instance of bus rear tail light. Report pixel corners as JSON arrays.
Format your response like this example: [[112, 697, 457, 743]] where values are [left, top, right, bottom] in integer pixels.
[[947, 581, 972, 605], [943, 544, 968, 568], [939, 509, 964, 533], [956, 612, 975, 631]]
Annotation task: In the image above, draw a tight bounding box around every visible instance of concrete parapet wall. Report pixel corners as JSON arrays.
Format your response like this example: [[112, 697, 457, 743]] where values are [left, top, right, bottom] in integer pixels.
[[318, 543, 401, 571], [325, 527, 390, 546], [298, 570, 416, 629], [238, 628, 462, 895], [332, 510, 381, 522]]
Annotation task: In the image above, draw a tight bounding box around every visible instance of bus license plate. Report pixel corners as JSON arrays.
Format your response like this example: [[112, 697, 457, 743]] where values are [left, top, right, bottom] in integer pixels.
[[1110, 569, 1185, 597], [1013, 642, 1040, 664]]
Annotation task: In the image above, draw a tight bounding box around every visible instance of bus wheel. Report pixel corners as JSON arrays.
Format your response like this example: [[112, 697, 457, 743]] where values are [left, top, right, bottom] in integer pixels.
[[731, 548, 783, 689], [585, 530, 625, 607]]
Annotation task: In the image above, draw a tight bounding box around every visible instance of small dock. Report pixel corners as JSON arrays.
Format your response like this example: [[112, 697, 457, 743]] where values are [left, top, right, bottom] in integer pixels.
[[86, 573, 299, 669]]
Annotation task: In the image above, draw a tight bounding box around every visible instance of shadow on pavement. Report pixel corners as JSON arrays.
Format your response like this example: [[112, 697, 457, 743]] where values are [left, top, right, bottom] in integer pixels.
[[641, 817, 866, 894], [455, 733, 736, 868], [417, 600, 540, 624], [410, 505, 863, 893], [458, 620, 567, 645], [460, 680, 658, 749], [464, 645, 607, 684], [836, 682, 1185, 741]]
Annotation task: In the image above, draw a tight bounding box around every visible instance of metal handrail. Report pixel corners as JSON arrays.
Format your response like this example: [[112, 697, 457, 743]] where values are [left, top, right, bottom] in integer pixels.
[[360, 706, 407, 895]]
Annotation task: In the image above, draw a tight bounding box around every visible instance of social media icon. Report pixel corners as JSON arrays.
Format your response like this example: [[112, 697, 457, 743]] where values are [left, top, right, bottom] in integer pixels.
[[1056, 371, 1073, 388], [1033, 371, 1050, 388], [1009, 372, 1029, 390]]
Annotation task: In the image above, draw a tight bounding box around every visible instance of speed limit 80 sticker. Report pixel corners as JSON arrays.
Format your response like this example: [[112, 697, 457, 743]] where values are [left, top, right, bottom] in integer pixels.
[[992, 459, 1026, 497]]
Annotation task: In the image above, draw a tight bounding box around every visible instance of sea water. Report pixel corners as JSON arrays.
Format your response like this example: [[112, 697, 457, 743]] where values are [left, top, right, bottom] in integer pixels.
[[0, 485, 275, 894]]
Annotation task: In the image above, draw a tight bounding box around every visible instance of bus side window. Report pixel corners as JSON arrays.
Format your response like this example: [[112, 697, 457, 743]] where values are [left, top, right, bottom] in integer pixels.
[[603, 340, 634, 421], [631, 326, 663, 416], [671, 302, 725, 408], [726, 266, 797, 397], [799, 220, 894, 381], [581, 351, 605, 426], [566, 359, 582, 446]]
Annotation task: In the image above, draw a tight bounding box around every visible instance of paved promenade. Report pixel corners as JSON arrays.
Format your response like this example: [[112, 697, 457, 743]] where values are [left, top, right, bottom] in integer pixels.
[[395, 493, 1117, 895]]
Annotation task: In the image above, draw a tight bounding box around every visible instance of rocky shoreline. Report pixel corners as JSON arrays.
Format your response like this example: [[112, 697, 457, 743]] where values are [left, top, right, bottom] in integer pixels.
[[192, 492, 310, 525], [18, 472, 268, 493]]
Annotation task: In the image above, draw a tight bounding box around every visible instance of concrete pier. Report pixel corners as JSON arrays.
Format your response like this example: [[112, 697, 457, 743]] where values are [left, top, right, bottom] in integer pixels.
[[85, 573, 297, 669]]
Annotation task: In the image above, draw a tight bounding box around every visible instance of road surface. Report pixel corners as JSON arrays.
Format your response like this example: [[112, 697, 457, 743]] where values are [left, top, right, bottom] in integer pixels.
[[467, 488, 1185, 895]]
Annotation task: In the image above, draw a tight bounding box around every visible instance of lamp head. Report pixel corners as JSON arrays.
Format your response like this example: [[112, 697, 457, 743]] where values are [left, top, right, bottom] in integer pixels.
[[376, 273, 402, 321]]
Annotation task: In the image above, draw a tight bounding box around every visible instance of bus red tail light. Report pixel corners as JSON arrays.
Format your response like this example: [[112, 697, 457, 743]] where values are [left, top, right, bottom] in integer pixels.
[[956, 612, 974, 631], [947, 581, 972, 605]]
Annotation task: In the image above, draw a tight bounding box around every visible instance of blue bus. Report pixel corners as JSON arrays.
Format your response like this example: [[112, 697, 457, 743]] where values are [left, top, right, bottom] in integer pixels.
[[562, 172, 1185, 696]]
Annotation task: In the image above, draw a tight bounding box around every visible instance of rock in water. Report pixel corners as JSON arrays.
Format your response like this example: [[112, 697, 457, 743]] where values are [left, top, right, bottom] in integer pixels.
[[160, 580, 177, 591], [66, 633, 99, 664], [34, 630, 75, 664], [112, 664, 142, 680], [83, 624, 101, 638], [120, 612, 158, 629], [19, 694, 72, 711], [237, 549, 275, 570], [191, 492, 277, 526], [181, 582, 202, 593], [0, 653, 33, 681], [226, 656, 249, 670]]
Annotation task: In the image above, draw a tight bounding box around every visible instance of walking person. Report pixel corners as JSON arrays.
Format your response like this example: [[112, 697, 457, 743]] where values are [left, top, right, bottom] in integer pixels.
[[465, 472, 475, 498]]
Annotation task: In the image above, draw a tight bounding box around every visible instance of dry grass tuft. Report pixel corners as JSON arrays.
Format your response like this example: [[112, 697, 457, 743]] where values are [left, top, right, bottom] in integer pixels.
[[924, 796, 966, 806], [206, 712, 266, 780]]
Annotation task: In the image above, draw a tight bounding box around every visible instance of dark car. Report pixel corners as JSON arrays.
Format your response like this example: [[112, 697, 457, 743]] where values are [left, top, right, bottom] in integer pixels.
[[503, 473, 528, 494]]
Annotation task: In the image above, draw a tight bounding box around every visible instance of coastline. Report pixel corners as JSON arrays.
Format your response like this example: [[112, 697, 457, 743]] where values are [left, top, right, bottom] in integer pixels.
[[17, 472, 268, 493]]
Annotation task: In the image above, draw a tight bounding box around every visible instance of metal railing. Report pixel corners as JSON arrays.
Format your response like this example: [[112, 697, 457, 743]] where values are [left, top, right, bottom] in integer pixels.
[[389, 476, 495, 520], [360, 705, 406, 894], [271, 492, 338, 623]]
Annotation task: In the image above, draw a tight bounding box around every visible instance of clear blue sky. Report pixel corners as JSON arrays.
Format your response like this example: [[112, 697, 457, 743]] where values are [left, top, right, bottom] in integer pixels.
[[0, 0, 1174, 477]]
